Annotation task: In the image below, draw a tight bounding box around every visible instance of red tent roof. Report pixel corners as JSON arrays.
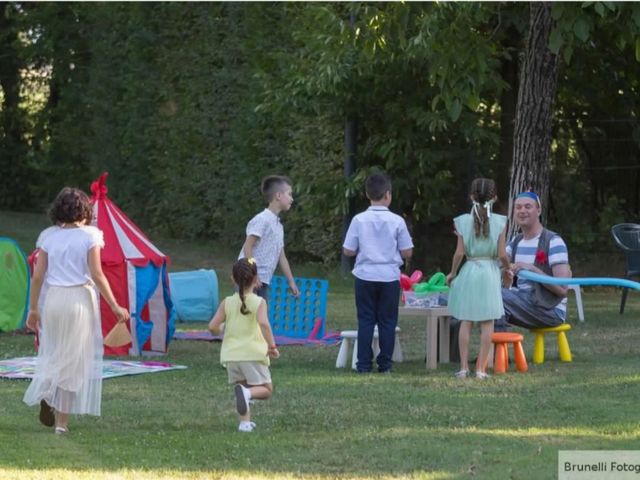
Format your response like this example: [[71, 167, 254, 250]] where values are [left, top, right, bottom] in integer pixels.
[[91, 172, 169, 268]]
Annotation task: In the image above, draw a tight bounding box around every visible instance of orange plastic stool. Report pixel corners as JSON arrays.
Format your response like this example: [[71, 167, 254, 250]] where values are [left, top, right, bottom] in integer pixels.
[[491, 332, 528, 374]]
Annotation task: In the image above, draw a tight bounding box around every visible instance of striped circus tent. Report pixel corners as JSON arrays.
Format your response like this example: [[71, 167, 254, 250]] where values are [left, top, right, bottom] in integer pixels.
[[90, 172, 175, 356]]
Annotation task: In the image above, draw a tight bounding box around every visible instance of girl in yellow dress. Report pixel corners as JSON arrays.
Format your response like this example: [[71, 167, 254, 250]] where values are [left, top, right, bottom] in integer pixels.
[[208, 258, 279, 432]]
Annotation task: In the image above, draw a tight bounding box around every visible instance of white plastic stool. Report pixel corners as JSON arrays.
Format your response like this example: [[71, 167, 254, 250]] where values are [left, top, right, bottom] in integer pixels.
[[335, 326, 402, 369], [568, 284, 585, 322]]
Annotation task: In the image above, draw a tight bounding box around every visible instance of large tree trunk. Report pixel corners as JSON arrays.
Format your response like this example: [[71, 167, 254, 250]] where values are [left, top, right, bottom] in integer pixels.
[[507, 2, 559, 239]]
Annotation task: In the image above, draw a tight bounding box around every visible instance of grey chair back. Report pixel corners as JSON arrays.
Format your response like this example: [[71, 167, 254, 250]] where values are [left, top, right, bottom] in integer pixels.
[[611, 223, 640, 313], [611, 223, 640, 273]]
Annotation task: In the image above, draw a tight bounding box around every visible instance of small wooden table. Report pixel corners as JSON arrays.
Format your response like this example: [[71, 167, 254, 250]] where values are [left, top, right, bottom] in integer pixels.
[[398, 306, 451, 370]]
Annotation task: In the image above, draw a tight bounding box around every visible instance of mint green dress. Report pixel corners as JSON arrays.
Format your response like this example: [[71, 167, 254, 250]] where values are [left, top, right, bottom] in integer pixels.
[[447, 213, 507, 321]]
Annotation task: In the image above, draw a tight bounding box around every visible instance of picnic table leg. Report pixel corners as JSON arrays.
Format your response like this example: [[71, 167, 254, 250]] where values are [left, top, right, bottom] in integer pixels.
[[438, 316, 450, 364], [425, 311, 438, 369]]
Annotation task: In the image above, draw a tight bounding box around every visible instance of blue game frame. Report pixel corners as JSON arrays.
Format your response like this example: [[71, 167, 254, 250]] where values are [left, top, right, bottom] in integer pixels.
[[268, 275, 328, 339]]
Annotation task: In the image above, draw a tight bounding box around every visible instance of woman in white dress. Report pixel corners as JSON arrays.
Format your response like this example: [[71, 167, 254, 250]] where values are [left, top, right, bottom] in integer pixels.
[[23, 187, 129, 434]]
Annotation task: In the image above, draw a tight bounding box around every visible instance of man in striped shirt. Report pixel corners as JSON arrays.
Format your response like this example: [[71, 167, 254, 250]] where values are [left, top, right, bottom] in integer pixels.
[[500, 192, 572, 329]]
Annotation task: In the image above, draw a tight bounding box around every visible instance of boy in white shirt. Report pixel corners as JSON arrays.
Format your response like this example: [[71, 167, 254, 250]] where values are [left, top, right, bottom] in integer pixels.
[[239, 175, 300, 300], [343, 173, 413, 373]]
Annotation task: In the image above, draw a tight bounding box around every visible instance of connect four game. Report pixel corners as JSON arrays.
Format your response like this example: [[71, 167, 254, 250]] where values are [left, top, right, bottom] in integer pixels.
[[268, 275, 328, 339]]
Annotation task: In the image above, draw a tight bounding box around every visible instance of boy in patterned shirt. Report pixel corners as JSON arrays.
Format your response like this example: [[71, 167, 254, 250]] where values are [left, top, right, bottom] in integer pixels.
[[239, 175, 300, 300]]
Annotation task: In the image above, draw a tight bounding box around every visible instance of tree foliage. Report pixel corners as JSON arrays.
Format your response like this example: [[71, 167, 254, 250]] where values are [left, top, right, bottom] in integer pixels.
[[1, 2, 639, 268]]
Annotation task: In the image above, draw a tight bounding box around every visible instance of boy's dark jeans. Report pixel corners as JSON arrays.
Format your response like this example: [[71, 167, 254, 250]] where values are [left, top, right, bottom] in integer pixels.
[[255, 283, 270, 302], [354, 278, 401, 372]]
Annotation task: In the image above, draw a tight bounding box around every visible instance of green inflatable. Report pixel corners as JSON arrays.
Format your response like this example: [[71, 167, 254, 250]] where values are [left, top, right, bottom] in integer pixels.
[[0, 238, 29, 332]]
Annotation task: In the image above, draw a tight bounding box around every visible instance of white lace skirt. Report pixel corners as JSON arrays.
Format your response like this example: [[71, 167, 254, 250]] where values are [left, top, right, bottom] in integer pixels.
[[23, 284, 103, 416]]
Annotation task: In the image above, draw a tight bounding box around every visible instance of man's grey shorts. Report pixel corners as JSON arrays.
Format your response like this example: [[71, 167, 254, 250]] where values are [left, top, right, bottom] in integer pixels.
[[498, 288, 565, 330]]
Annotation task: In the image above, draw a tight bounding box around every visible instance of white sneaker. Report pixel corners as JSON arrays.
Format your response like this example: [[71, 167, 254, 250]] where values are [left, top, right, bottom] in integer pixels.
[[238, 421, 256, 432]]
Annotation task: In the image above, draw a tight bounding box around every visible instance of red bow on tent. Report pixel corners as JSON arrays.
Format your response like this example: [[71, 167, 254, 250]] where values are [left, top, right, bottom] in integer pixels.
[[91, 172, 109, 201]]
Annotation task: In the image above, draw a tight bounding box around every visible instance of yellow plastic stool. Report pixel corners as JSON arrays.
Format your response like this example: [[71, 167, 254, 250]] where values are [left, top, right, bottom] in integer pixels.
[[531, 324, 572, 364]]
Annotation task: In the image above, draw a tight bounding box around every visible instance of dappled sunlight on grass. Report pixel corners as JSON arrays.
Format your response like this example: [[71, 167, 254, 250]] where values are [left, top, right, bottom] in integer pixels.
[[325, 417, 640, 441], [376, 424, 640, 446], [0, 468, 455, 480], [428, 425, 640, 441]]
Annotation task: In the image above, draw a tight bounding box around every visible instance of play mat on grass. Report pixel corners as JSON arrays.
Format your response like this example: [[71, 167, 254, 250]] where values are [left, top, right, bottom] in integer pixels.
[[173, 329, 341, 346], [0, 357, 187, 380]]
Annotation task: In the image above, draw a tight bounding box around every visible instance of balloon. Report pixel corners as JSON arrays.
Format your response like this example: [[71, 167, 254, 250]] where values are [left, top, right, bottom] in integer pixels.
[[401, 271, 424, 291], [410, 270, 423, 284], [518, 270, 640, 290], [400, 274, 413, 291], [413, 272, 449, 293]]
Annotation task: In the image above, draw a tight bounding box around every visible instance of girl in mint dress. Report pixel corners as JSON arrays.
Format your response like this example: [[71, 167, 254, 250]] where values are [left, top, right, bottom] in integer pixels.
[[446, 178, 510, 379]]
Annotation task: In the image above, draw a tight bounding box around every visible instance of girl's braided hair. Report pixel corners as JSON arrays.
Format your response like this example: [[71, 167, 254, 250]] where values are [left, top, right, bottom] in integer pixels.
[[470, 178, 498, 238], [232, 258, 258, 315]]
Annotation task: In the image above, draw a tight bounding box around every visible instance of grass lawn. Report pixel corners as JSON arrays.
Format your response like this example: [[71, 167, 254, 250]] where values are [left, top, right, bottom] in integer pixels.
[[1, 210, 640, 479]]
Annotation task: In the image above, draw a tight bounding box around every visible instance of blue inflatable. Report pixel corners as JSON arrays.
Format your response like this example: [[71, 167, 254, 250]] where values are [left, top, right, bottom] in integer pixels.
[[518, 270, 640, 290], [169, 269, 219, 322]]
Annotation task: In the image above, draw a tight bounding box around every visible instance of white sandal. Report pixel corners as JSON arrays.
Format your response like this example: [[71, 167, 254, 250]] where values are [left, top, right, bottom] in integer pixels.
[[454, 369, 469, 378], [54, 426, 68, 435]]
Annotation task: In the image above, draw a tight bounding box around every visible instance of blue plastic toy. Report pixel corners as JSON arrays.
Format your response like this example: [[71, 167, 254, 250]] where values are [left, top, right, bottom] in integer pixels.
[[269, 275, 329, 339], [518, 270, 640, 290]]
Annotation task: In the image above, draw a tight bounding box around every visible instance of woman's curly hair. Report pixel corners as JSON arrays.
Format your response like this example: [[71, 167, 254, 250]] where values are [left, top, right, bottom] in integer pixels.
[[48, 187, 93, 225]]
